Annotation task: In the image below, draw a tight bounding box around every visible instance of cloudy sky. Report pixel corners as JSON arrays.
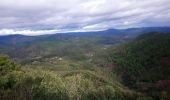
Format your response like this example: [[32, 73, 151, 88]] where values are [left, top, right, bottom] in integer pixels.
[[0, 0, 170, 35]]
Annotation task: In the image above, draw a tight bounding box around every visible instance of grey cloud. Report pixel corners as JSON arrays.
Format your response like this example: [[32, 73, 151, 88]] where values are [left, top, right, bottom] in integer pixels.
[[0, 0, 170, 35]]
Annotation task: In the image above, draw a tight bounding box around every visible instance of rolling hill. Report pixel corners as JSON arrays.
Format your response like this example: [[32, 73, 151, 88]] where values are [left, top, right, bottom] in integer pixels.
[[0, 27, 170, 63], [0, 27, 170, 100]]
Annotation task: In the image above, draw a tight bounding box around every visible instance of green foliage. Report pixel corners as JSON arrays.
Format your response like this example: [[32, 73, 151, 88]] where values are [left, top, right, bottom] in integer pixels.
[[0, 56, 23, 99], [106, 33, 170, 99], [0, 56, 140, 100], [0, 56, 18, 75]]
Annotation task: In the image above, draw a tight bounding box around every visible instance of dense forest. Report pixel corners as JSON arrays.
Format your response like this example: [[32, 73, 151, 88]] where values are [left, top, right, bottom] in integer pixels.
[[0, 31, 170, 100], [106, 32, 170, 99]]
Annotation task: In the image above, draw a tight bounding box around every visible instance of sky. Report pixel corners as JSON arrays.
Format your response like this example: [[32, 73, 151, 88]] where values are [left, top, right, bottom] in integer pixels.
[[0, 0, 170, 36]]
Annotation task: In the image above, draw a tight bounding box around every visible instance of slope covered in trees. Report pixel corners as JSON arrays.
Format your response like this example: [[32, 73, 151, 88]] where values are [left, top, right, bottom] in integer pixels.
[[0, 55, 142, 100], [106, 32, 170, 99]]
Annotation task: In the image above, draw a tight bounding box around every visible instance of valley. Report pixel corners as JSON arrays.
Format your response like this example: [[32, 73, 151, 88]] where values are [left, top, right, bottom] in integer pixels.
[[0, 28, 170, 100]]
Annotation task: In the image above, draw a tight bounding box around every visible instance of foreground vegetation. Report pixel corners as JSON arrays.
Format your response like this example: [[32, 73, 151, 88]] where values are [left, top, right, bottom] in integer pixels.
[[1, 55, 142, 100]]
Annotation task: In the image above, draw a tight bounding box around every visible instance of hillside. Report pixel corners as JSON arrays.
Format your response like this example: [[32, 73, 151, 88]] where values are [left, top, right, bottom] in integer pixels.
[[0, 55, 142, 100], [106, 32, 170, 99], [0, 29, 130, 63], [0, 30, 170, 100]]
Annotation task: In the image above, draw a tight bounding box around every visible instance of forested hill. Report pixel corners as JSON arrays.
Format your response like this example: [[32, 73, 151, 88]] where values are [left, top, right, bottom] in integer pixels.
[[106, 32, 170, 99]]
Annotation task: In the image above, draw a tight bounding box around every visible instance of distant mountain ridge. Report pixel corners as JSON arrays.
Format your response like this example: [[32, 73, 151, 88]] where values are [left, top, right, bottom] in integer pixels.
[[0, 27, 170, 47], [0, 27, 170, 37], [102, 27, 170, 35]]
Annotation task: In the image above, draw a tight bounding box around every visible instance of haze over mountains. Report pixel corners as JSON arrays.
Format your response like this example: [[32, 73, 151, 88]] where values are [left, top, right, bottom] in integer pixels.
[[0, 27, 169, 46], [0, 27, 170, 36]]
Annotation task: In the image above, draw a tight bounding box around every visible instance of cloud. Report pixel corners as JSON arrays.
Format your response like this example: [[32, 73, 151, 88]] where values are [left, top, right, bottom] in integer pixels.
[[0, 28, 102, 36], [0, 29, 60, 36], [0, 0, 170, 35]]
